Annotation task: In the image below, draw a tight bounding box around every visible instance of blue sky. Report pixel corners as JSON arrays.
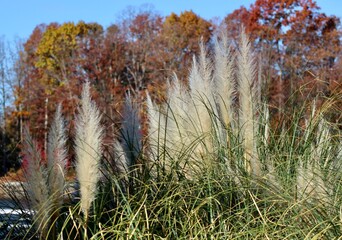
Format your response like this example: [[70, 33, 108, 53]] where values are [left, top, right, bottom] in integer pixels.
[[1, 0, 341, 40]]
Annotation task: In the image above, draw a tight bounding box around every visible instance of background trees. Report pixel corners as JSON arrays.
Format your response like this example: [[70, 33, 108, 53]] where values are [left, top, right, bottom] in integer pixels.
[[0, 37, 10, 173], [161, 10, 213, 80], [1, 0, 341, 174], [225, 0, 341, 124]]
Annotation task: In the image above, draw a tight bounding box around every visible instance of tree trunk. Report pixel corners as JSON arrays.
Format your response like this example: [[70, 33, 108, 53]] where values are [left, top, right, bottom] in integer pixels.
[[0, 51, 7, 174]]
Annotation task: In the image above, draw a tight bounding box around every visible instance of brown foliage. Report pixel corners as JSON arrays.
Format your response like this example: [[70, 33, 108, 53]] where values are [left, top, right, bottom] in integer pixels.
[[225, 0, 341, 123]]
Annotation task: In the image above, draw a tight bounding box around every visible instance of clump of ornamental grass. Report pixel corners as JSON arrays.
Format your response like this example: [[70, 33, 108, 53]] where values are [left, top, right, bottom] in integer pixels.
[[147, 31, 263, 179], [140, 30, 342, 238], [10, 30, 342, 239], [296, 102, 334, 204], [147, 45, 215, 177], [16, 105, 68, 239], [67, 33, 342, 238]]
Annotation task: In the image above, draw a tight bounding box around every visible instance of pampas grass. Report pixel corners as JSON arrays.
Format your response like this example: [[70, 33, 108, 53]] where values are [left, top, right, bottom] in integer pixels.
[[147, 58, 216, 176], [20, 105, 67, 239], [47, 103, 67, 209], [297, 112, 333, 203], [22, 127, 50, 237], [113, 140, 128, 175], [213, 32, 236, 130], [166, 75, 189, 149], [12, 30, 342, 239], [120, 94, 142, 169], [237, 30, 261, 176], [146, 93, 164, 159], [146, 31, 262, 176], [75, 81, 103, 220], [296, 161, 330, 203], [188, 43, 216, 149]]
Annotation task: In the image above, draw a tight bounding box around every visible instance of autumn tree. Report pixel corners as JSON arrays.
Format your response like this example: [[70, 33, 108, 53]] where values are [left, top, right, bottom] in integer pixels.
[[17, 24, 51, 150], [78, 23, 127, 135], [116, 6, 165, 98], [161, 10, 213, 80], [18, 22, 107, 151], [225, 0, 341, 123], [35, 21, 104, 105], [283, 5, 341, 83], [0, 37, 10, 173], [8, 38, 26, 145], [0, 37, 28, 173]]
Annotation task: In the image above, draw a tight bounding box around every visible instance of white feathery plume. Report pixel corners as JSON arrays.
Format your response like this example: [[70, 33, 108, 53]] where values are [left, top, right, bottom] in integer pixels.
[[146, 93, 165, 159], [213, 32, 236, 129], [188, 55, 201, 91], [168, 75, 187, 120], [187, 44, 215, 154], [180, 41, 220, 173], [237, 30, 261, 176], [166, 75, 189, 151], [187, 55, 209, 160], [75, 81, 103, 218], [147, 90, 191, 173], [198, 40, 213, 97], [147, 82, 188, 172], [189, 42, 215, 133], [22, 127, 50, 236], [47, 103, 67, 208], [188, 55, 202, 122]]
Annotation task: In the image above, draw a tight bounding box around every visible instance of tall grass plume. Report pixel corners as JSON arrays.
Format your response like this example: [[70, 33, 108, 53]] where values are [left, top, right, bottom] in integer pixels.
[[47, 103, 67, 210], [120, 94, 142, 169], [75, 81, 103, 219], [213, 31, 236, 130], [237, 30, 261, 176], [22, 127, 50, 237]]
